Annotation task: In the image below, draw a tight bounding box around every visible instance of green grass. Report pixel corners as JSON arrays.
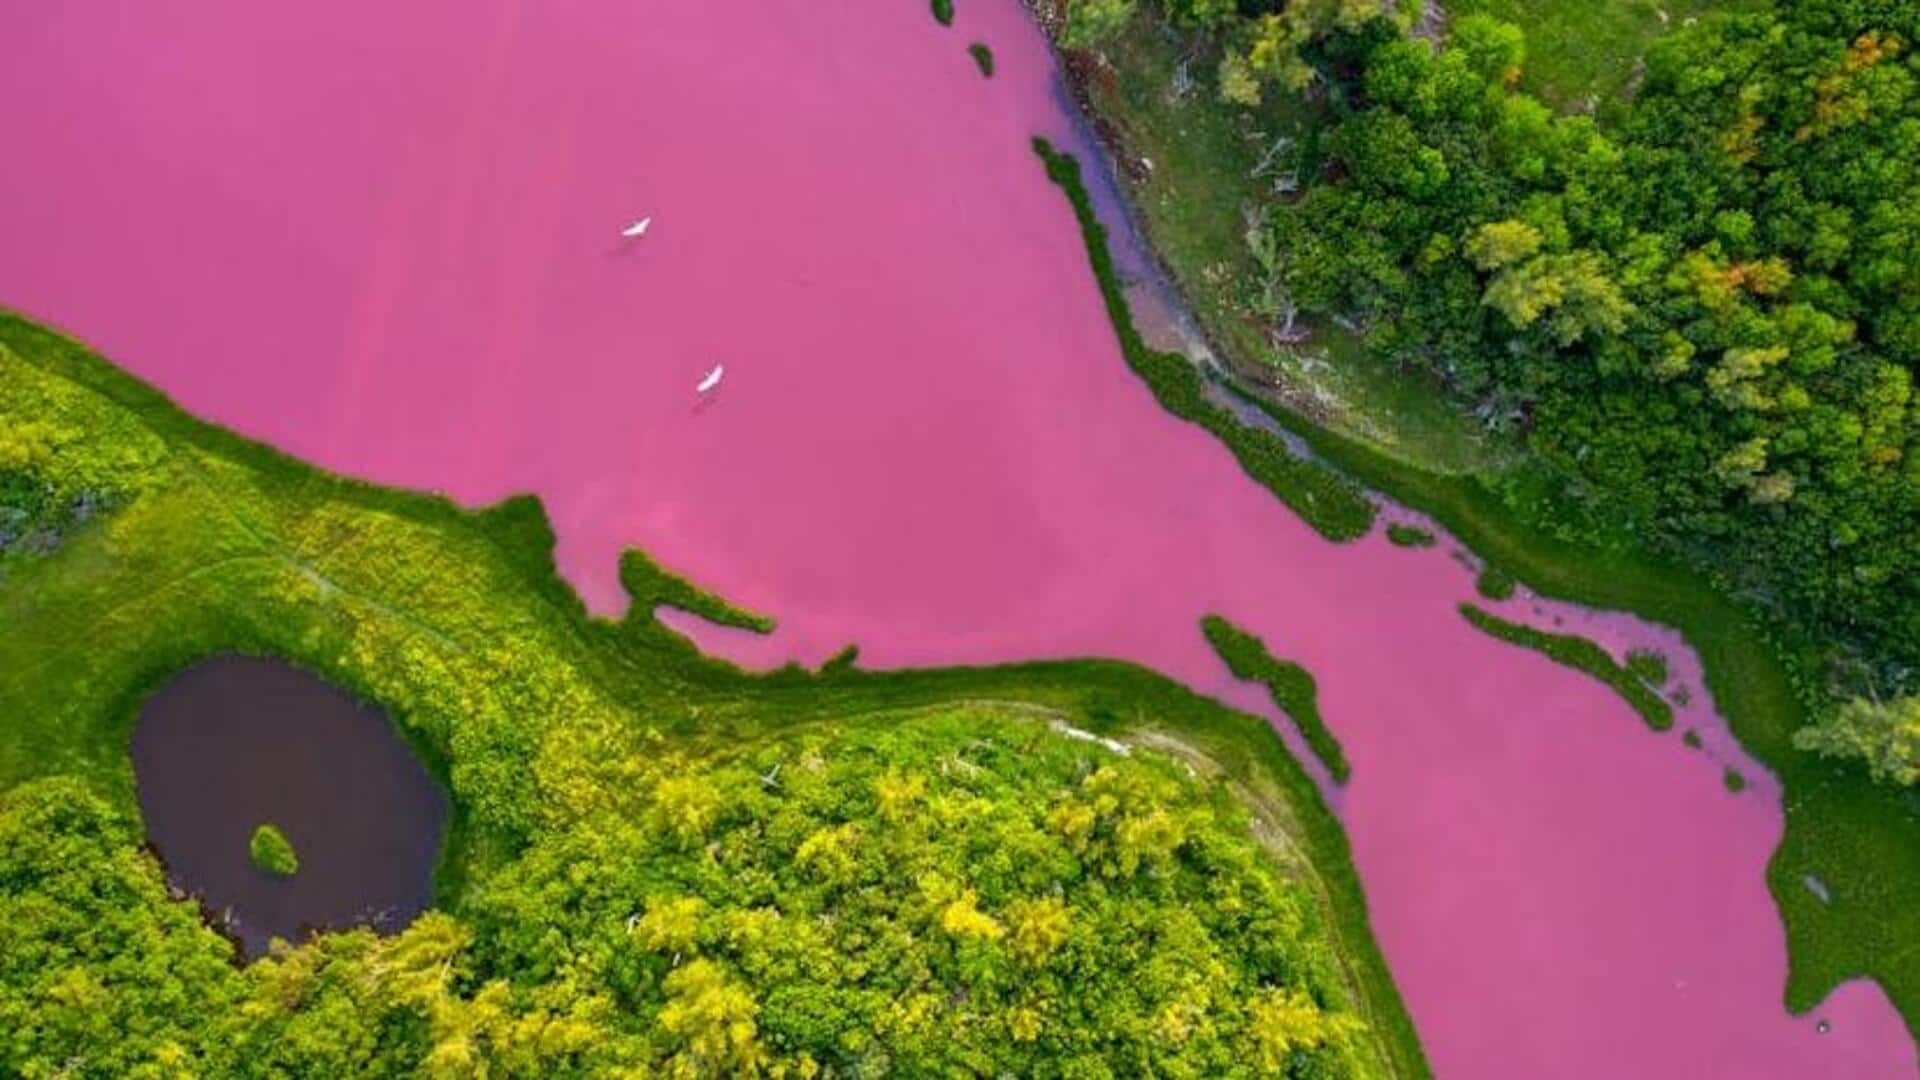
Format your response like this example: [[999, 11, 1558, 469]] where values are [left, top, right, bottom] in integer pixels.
[[248, 823, 298, 877], [969, 42, 995, 77], [1386, 523, 1436, 548], [1022, 134, 1920, 1042], [0, 311, 1430, 1078], [1450, 0, 1756, 115], [1475, 564, 1517, 600], [1068, 13, 1508, 474], [1458, 604, 1674, 731], [1626, 647, 1670, 688], [1201, 615, 1351, 784]]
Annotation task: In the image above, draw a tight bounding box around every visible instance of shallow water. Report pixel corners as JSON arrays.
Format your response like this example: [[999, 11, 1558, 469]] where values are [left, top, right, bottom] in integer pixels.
[[130, 657, 448, 955], [2, 0, 1910, 1073]]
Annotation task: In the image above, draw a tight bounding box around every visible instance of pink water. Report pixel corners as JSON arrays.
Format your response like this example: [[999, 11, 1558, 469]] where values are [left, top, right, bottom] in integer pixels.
[[2, 1, 1910, 1074]]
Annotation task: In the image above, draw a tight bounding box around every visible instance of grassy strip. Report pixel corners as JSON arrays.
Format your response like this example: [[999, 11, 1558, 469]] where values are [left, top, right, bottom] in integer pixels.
[[1385, 524, 1435, 549], [1031, 138, 1376, 542], [618, 548, 773, 633], [0, 310, 1429, 1078], [969, 42, 995, 77], [1459, 604, 1673, 732], [1201, 615, 1350, 784]]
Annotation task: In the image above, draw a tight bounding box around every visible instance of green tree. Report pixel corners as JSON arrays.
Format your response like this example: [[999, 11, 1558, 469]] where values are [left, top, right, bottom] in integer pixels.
[[1062, 0, 1137, 48], [1794, 696, 1920, 787]]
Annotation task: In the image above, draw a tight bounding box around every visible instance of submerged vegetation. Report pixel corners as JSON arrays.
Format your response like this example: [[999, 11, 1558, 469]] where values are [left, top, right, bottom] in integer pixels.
[[0, 314, 1426, 1077], [248, 823, 299, 877], [1201, 615, 1351, 784]]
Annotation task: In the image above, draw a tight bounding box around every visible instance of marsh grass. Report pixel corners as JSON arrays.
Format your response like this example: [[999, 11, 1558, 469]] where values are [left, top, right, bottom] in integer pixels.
[[1201, 615, 1350, 784]]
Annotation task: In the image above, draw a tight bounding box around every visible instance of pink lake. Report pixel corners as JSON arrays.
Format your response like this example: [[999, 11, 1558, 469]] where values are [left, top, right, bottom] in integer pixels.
[[2, 0, 1911, 1075]]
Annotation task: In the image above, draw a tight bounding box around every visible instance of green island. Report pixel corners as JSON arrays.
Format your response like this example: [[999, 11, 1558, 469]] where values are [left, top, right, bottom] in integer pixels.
[[969, 41, 996, 77], [1041, 0, 1920, 1035], [1202, 615, 1351, 784], [248, 823, 300, 877], [0, 314, 1426, 1076]]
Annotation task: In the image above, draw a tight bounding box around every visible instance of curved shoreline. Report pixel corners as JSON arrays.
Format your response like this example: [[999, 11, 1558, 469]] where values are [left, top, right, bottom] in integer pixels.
[[1020, 9, 1920, 1050], [0, 310, 1426, 1075]]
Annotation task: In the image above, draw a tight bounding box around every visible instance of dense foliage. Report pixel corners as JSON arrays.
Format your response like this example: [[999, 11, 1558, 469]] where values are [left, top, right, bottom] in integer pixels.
[[0, 314, 1423, 1076], [1033, 139, 1379, 542], [249, 823, 300, 877], [1254, 3, 1918, 706], [1383, 523, 1434, 548], [1794, 694, 1920, 786], [1, 713, 1373, 1077], [1066, 0, 1402, 105]]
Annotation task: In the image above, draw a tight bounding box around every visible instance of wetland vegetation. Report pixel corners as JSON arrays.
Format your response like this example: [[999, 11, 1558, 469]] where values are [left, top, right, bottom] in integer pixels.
[[1041, 0, 1920, 1039], [1202, 615, 1350, 784], [0, 313, 1426, 1077], [249, 824, 299, 877]]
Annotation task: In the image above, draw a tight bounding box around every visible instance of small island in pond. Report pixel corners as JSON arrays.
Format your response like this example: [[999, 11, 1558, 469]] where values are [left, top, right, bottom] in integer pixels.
[[248, 823, 299, 877]]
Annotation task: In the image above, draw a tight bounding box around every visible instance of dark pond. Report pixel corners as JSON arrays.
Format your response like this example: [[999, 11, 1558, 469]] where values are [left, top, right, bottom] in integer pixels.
[[131, 656, 448, 956]]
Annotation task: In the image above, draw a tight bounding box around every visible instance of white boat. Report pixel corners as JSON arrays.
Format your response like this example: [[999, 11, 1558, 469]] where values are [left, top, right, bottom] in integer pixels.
[[696, 364, 725, 394], [621, 216, 652, 238]]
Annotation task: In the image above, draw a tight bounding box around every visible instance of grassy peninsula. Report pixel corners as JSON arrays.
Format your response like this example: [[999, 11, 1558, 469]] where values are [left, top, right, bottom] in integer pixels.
[[0, 313, 1427, 1077]]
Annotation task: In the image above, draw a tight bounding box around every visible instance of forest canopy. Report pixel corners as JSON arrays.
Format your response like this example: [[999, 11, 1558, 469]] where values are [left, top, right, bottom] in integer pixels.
[[0, 710, 1374, 1078], [1071, 0, 1920, 781]]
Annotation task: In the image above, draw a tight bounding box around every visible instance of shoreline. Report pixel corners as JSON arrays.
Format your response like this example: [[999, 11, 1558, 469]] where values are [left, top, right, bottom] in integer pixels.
[[1019, 3, 1920, 1051]]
